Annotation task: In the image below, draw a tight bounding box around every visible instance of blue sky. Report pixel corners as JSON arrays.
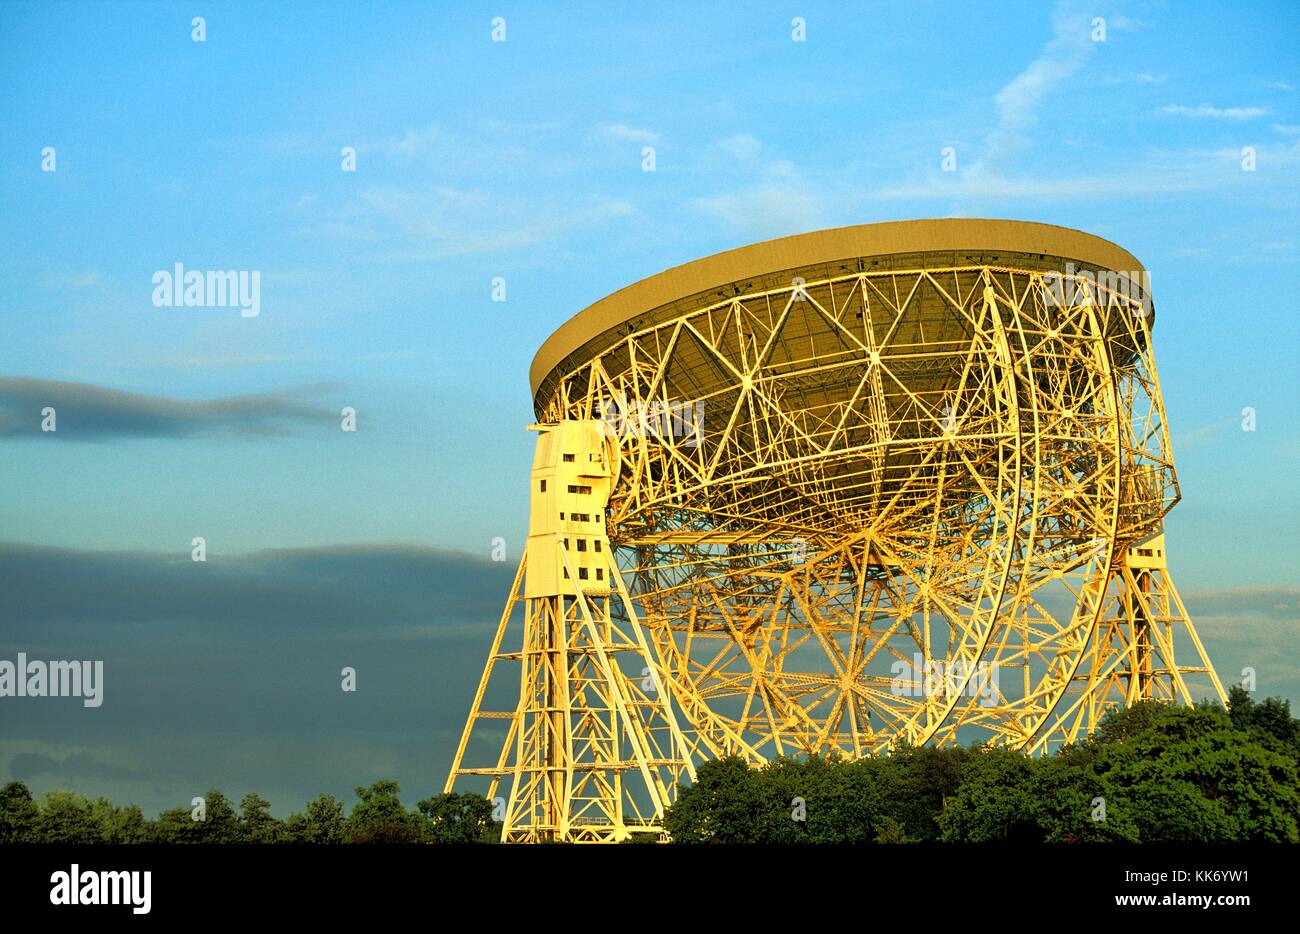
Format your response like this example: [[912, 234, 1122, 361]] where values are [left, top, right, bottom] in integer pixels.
[[1, 0, 1297, 815]]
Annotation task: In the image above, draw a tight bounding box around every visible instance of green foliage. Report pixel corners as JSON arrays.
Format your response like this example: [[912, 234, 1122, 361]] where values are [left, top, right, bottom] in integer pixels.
[[665, 749, 968, 843], [0, 782, 40, 843], [1228, 685, 1300, 759], [416, 792, 501, 843], [666, 696, 1300, 844], [663, 756, 771, 843], [155, 790, 242, 843], [1, 779, 500, 844], [240, 793, 288, 844], [345, 780, 424, 844], [285, 794, 347, 844], [1086, 702, 1300, 843]]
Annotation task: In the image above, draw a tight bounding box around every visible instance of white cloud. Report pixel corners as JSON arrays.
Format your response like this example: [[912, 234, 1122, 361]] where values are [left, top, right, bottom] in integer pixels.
[[41, 270, 101, 291], [334, 186, 636, 259], [715, 133, 762, 162], [874, 137, 1300, 201], [600, 123, 660, 144], [1160, 103, 1267, 119], [361, 126, 442, 157], [967, 5, 1096, 179], [691, 161, 825, 238]]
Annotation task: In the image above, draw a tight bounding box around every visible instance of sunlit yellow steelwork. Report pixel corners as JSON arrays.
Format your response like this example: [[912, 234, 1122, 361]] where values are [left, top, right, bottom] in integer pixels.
[[446, 218, 1225, 842]]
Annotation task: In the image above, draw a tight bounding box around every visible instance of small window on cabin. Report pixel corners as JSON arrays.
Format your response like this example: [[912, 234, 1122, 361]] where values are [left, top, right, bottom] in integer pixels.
[[596, 568, 604, 580], [563, 453, 575, 462], [578, 567, 589, 580], [563, 539, 568, 549], [577, 540, 587, 552], [540, 479, 546, 492], [594, 540, 602, 553]]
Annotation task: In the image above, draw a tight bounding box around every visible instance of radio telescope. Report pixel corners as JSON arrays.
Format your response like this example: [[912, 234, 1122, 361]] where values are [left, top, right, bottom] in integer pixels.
[[446, 219, 1226, 842]]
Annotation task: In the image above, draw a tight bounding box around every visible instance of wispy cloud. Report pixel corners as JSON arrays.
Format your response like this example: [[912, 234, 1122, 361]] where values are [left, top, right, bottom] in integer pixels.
[[359, 126, 442, 157], [599, 123, 659, 144], [690, 156, 826, 238], [1160, 103, 1268, 119], [713, 133, 763, 163], [1175, 415, 1240, 449], [306, 186, 635, 259], [0, 378, 341, 441], [39, 269, 102, 291], [872, 138, 1300, 201], [10, 751, 150, 784], [967, 5, 1096, 179]]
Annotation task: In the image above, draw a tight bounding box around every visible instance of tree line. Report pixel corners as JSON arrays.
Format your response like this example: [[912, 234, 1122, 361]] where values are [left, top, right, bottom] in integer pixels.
[[3, 689, 1296, 843], [0, 781, 498, 844], [665, 688, 1300, 843]]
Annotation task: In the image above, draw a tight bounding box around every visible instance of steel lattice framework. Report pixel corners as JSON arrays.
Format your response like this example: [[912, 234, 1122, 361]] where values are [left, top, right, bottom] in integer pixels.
[[446, 219, 1226, 842]]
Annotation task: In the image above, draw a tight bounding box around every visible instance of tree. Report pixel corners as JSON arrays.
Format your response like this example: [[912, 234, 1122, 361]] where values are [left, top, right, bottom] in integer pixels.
[[34, 791, 98, 845], [872, 816, 916, 844], [1228, 686, 1300, 759], [87, 797, 152, 844], [416, 792, 500, 843], [883, 743, 967, 842], [664, 756, 771, 843], [155, 790, 242, 843], [240, 793, 287, 844], [286, 794, 347, 844], [0, 782, 39, 843], [1087, 703, 1300, 843], [346, 781, 423, 844], [937, 746, 1045, 842]]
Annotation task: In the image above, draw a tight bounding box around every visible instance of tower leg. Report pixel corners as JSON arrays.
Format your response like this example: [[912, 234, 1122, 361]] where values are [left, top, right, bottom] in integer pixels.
[[446, 420, 695, 842], [1029, 534, 1226, 751]]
